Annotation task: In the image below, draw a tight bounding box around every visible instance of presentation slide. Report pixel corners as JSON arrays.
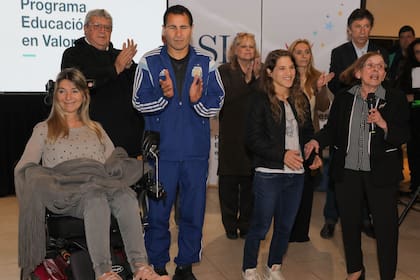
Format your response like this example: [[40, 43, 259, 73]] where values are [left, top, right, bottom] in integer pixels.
[[0, 0, 167, 93]]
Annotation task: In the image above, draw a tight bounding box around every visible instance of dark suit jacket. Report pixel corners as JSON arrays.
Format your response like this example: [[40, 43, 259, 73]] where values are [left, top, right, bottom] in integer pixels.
[[314, 85, 409, 186], [329, 41, 389, 95]]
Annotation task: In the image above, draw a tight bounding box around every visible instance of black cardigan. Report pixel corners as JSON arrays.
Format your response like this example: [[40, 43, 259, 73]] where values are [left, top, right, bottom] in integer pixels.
[[61, 37, 144, 157], [315, 85, 410, 186], [246, 91, 314, 170]]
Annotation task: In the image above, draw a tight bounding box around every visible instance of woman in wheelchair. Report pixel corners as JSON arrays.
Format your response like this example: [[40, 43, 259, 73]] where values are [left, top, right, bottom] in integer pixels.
[[14, 68, 169, 280]]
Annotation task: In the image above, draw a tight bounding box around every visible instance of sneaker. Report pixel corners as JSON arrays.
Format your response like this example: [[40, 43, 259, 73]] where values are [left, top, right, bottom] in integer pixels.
[[242, 268, 261, 280], [265, 264, 285, 280], [173, 265, 197, 280]]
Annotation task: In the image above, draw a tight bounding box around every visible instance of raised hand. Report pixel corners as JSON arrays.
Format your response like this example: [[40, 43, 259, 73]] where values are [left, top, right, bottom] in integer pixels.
[[189, 75, 203, 103], [317, 72, 335, 91], [252, 56, 262, 79], [159, 69, 174, 98], [115, 39, 138, 74]]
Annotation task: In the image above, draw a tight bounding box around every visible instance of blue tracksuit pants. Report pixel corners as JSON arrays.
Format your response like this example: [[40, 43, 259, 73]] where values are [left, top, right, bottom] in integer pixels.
[[144, 159, 208, 267]]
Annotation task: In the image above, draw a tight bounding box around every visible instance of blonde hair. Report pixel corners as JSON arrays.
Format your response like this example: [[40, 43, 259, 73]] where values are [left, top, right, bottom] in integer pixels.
[[288, 39, 322, 98], [46, 68, 103, 143], [227, 32, 260, 69]]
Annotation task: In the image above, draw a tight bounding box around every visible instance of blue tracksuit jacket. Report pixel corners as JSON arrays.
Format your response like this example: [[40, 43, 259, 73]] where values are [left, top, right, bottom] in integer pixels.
[[132, 45, 225, 161]]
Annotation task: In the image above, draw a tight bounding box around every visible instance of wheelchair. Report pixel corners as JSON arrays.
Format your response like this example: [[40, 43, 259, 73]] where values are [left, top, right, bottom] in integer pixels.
[[23, 131, 165, 280]]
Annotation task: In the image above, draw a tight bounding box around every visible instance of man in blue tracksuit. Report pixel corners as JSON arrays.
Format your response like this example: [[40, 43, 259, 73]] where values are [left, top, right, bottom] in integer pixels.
[[132, 5, 224, 280]]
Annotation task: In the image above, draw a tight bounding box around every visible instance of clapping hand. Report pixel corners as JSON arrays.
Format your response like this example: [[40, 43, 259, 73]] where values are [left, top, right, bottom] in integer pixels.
[[159, 69, 174, 98], [115, 39, 137, 74], [189, 75, 203, 103], [244, 57, 262, 83], [316, 72, 334, 91]]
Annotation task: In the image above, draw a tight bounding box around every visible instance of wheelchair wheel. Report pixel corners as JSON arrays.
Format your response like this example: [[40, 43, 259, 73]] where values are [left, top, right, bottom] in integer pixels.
[[137, 189, 149, 230]]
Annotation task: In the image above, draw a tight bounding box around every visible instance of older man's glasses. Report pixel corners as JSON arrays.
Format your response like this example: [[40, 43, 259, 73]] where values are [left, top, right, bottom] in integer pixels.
[[88, 23, 112, 32]]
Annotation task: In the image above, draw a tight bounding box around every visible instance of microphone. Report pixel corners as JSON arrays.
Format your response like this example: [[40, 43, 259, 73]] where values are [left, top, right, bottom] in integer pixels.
[[366, 92, 376, 134]]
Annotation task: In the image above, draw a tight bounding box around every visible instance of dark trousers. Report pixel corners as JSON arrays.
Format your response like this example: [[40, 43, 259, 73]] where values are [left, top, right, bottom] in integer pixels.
[[335, 169, 398, 280], [243, 172, 304, 270], [323, 182, 339, 224], [218, 175, 253, 234], [289, 170, 314, 241]]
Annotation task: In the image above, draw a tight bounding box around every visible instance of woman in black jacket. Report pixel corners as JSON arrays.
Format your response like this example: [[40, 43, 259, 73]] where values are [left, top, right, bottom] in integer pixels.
[[305, 52, 410, 280], [241, 49, 321, 280]]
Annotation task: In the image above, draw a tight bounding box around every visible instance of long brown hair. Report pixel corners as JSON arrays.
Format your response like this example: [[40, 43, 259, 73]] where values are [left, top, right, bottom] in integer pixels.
[[259, 49, 307, 125], [46, 68, 103, 142], [288, 39, 322, 98]]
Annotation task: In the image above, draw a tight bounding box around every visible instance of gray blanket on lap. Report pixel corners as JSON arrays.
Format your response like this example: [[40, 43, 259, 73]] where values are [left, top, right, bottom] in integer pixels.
[[15, 147, 143, 280]]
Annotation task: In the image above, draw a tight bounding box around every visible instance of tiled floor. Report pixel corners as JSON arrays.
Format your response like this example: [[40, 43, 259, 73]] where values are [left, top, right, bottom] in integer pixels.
[[2, 187, 420, 279]]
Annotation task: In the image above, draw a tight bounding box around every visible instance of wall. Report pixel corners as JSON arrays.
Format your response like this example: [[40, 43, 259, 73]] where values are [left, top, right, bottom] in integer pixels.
[[168, 0, 360, 185], [366, 0, 420, 38], [169, 0, 360, 70]]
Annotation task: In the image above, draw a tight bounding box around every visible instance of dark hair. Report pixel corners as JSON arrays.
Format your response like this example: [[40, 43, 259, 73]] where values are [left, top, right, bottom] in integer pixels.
[[398, 38, 420, 91], [163, 5, 193, 26], [399, 25, 415, 37], [406, 38, 420, 65], [347, 8, 374, 27], [260, 49, 307, 125]]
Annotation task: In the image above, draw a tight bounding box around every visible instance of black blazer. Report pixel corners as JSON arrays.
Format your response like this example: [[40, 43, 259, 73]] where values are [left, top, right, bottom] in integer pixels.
[[246, 91, 314, 170], [315, 86, 410, 186], [329, 41, 389, 95]]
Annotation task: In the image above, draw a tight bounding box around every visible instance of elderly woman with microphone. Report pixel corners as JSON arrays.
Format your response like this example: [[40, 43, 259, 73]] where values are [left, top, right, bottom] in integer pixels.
[[305, 52, 409, 280]]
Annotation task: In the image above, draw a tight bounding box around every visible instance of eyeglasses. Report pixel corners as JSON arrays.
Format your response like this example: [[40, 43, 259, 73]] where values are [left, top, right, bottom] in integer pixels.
[[88, 23, 112, 32], [363, 63, 386, 70]]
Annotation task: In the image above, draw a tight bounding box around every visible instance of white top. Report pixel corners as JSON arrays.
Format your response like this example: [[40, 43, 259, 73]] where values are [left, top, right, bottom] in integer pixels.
[[256, 102, 304, 174]]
